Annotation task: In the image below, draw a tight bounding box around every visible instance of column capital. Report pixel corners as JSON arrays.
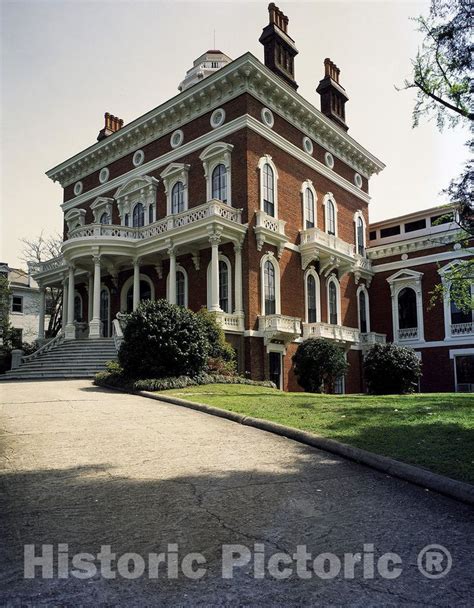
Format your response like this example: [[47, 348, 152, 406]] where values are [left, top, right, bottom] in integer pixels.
[[208, 230, 222, 246], [132, 256, 142, 267], [92, 254, 101, 265]]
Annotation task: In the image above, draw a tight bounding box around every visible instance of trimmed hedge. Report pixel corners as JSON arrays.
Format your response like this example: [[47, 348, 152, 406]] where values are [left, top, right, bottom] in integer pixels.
[[363, 342, 422, 394], [292, 338, 349, 393], [94, 368, 276, 392]]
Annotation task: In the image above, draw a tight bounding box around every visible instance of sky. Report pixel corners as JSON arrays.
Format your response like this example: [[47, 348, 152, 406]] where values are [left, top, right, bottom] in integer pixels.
[[0, 0, 469, 268]]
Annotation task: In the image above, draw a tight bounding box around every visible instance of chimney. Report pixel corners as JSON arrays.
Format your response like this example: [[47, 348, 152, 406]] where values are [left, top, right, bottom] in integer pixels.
[[259, 3, 299, 90], [97, 112, 124, 141], [316, 58, 349, 131]]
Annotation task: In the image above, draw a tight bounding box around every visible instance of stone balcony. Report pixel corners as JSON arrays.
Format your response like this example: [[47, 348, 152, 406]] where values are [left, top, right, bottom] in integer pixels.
[[398, 327, 419, 341], [214, 311, 245, 333], [258, 314, 301, 346], [299, 227, 373, 282], [451, 321, 474, 337], [254, 210, 287, 258], [359, 332, 387, 347], [303, 321, 360, 344]]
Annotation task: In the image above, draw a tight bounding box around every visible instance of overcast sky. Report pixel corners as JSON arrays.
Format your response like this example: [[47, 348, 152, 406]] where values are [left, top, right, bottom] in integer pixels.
[[1, 0, 469, 268]]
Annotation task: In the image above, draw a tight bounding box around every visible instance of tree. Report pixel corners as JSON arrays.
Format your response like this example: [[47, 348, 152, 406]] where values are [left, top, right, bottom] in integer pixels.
[[363, 343, 422, 395], [292, 339, 348, 394], [403, 0, 473, 311], [20, 232, 63, 337], [0, 273, 12, 349]]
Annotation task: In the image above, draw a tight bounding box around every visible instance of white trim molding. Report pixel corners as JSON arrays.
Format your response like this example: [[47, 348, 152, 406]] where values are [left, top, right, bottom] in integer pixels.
[[199, 142, 233, 205], [440, 260, 474, 341], [387, 268, 425, 344], [353, 209, 367, 257], [91, 197, 114, 224], [160, 163, 190, 215], [301, 179, 317, 230], [260, 252, 281, 315], [322, 192, 338, 237], [114, 175, 159, 226], [356, 283, 370, 333], [64, 208, 86, 232]]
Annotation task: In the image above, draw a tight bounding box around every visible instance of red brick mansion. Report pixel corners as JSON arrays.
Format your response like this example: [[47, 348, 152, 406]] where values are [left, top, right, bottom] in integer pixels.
[[23, 4, 473, 392]]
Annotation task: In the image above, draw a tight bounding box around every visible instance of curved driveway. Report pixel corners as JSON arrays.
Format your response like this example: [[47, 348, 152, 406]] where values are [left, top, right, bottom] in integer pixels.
[[1, 380, 472, 606]]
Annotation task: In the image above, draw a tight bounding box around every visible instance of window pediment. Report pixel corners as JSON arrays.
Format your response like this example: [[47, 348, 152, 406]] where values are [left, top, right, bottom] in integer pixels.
[[90, 197, 114, 223], [64, 208, 86, 231], [114, 175, 158, 200]]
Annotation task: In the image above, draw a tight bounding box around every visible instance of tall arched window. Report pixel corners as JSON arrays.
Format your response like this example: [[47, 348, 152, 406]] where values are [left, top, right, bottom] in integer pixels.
[[307, 274, 317, 322], [212, 164, 227, 203], [327, 200, 336, 235], [398, 288, 418, 329], [328, 280, 338, 325], [357, 216, 365, 256], [263, 164, 275, 217], [176, 271, 185, 307], [359, 289, 368, 333], [99, 212, 110, 225], [305, 188, 315, 229], [171, 182, 185, 214], [132, 203, 144, 227], [264, 260, 276, 314], [219, 260, 229, 312], [124, 213, 129, 227], [148, 205, 154, 224]]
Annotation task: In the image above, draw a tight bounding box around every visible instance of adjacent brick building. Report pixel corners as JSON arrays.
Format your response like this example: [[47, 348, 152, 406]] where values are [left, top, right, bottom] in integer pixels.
[[31, 4, 473, 392]]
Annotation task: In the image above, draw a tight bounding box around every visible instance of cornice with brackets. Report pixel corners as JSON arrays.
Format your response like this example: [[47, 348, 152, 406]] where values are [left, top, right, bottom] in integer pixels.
[[47, 53, 384, 189]]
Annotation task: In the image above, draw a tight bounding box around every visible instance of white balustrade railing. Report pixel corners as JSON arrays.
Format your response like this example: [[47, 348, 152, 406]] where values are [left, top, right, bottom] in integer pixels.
[[21, 332, 65, 363], [398, 327, 419, 341], [112, 317, 124, 351], [214, 311, 245, 332], [32, 255, 66, 274], [360, 332, 386, 346], [259, 314, 301, 335], [303, 322, 360, 343], [451, 322, 474, 336], [255, 210, 286, 235], [300, 227, 355, 258], [68, 200, 242, 242]]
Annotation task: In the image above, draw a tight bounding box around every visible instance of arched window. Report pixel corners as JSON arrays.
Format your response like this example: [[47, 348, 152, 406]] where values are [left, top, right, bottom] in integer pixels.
[[359, 289, 368, 333], [450, 286, 472, 325], [99, 212, 110, 225], [171, 182, 185, 214], [305, 188, 315, 229], [307, 274, 317, 322], [124, 213, 129, 227], [357, 216, 365, 256], [74, 294, 82, 322], [263, 164, 275, 217], [212, 164, 227, 203], [176, 271, 186, 307], [327, 200, 336, 235], [148, 205, 154, 224], [328, 279, 338, 325], [398, 288, 418, 329], [132, 203, 144, 227], [126, 280, 152, 314], [219, 260, 230, 312], [264, 260, 276, 314]]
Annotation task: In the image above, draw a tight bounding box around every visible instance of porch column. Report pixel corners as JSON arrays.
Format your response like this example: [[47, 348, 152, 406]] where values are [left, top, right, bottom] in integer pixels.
[[62, 279, 68, 332], [89, 255, 102, 338], [133, 259, 140, 311], [209, 231, 221, 312], [38, 286, 46, 340], [88, 272, 93, 321], [233, 242, 244, 315], [65, 265, 76, 340], [168, 246, 177, 305]]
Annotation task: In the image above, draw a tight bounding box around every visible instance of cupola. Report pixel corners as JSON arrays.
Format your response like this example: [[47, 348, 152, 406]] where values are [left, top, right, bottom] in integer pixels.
[[178, 50, 232, 92]]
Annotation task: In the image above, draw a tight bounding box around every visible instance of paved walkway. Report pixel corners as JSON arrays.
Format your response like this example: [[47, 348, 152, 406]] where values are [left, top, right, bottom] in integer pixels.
[[0, 380, 472, 606]]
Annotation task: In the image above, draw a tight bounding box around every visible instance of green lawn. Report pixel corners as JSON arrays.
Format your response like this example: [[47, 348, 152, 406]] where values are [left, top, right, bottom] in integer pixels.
[[160, 385, 474, 484]]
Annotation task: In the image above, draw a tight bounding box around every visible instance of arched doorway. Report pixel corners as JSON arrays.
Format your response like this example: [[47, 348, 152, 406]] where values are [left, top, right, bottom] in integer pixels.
[[126, 280, 152, 313]]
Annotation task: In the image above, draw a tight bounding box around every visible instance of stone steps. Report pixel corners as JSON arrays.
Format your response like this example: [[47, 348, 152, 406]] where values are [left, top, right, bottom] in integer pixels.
[[2, 338, 118, 381]]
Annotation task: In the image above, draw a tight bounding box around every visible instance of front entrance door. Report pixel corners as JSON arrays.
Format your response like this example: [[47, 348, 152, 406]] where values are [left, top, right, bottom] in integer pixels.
[[100, 288, 110, 337], [269, 352, 282, 389]]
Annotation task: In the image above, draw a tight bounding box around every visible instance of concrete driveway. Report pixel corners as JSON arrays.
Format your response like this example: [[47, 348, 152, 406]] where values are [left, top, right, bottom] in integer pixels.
[[0, 379, 472, 606]]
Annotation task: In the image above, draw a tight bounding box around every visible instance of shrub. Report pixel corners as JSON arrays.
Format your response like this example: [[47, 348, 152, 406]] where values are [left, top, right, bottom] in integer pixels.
[[292, 339, 349, 393], [196, 307, 236, 371], [118, 300, 208, 379], [363, 343, 422, 394]]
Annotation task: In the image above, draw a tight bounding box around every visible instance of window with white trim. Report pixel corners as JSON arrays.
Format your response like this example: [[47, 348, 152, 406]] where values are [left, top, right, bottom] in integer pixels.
[[323, 194, 338, 237], [387, 269, 425, 343], [327, 276, 340, 325], [260, 254, 280, 315], [398, 287, 418, 332], [100, 212, 110, 225], [167, 265, 188, 308], [199, 142, 233, 205], [132, 203, 145, 227], [305, 269, 320, 323], [160, 163, 190, 215], [302, 180, 317, 230], [11, 295, 23, 313], [354, 211, 366, 256], [357, 286, 370, 333], [258, 155, 279, 218], [207, 255, 232, 313]]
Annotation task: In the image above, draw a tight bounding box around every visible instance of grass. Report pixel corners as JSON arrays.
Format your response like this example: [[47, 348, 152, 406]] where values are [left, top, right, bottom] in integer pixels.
[[160, 384, 474, 484]]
